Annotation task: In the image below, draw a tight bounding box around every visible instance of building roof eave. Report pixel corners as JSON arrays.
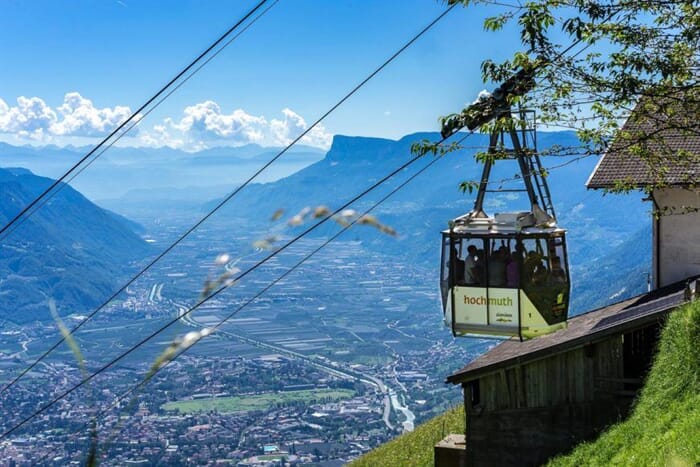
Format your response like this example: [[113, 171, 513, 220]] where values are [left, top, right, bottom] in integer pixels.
[[446, 278, 693, 385]]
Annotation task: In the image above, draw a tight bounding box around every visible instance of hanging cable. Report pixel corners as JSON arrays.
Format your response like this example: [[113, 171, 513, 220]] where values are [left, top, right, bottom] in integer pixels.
[[0, 128, 463, 440], [29, 132, 462, 467], [0, 2, 458, 399], [0, 0, 278, 396], [3, 1, 620, 438], [0, 0, 280, 245], [0, 0, 598, 396], [0, 6, 459, 436], [30, 124, 600, 463], [0, 0, 272, 240], [0, 0, 528, 245]]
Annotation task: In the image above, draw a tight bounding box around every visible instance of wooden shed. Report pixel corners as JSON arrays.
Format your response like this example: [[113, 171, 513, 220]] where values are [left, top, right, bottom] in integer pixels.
[[439, 279, 692, 467]]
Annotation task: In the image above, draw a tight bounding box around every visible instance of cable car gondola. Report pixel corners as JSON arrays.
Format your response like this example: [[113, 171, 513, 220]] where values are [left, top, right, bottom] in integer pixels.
[[439, 75, 570, 340]]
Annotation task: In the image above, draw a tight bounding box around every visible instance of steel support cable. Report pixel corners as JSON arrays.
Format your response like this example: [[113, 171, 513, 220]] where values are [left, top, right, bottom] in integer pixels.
[[0, 133, 457, 440], [6, 0, 612, 435], [0, 0, 601, 397], [22, 33, 603, 446], [0, 0, 279, 398], [30, 132, 467, 467], [0, 6, 459, 438], [0, 0, 271, 240], [0, 0, 280, 245], [27, 118, 590, 459], [1, 0, 522, 245], [472, 152, 598, 191], [0, 2, 457, 399]]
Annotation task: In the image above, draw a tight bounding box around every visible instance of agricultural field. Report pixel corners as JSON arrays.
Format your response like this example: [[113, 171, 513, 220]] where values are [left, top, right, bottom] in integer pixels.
[[161, 388, 355, 414]]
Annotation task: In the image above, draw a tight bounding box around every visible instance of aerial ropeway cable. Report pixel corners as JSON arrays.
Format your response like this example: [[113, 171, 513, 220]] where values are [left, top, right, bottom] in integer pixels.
[[0, 0, 281, 246], [0, 0, 280, 398], [27, 133, 460, 466], [0, 3, 460, 429], [23, 135, 597, 465], [0, 0, 272, 242], [1, 0, 616, 440], [1, 0, 594, 396], [1, 107, 597, 441], [0, 127, 465, 441]]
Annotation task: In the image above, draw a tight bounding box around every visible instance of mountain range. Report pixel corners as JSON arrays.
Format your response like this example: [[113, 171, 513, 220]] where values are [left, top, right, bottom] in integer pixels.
[[0, 167, 151, 323], [203, 131, 653, 313], [0, 130, 652, 323], [0, 142, 324, 202]]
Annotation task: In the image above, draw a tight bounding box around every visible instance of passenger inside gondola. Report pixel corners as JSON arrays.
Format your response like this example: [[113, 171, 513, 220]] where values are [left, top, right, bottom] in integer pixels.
[[506, 252, 519, 287], [464, 244, 483, 285], [524, 250, 547, 285], [488, 245, 508, 287], [506, 242, 524, 287], [452, 244, 465, 285]]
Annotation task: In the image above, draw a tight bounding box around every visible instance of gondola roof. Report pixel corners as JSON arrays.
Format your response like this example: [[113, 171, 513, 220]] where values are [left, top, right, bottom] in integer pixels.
[[442, 212, 566, 236]]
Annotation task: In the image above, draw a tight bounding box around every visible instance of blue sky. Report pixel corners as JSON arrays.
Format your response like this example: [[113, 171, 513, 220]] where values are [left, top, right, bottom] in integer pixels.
[[0, 0, 526, 150]]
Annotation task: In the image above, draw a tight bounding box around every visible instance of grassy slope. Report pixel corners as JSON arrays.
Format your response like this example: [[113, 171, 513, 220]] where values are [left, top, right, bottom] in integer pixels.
[[349, 405, 464, 467], [549, 300, 700, 466], [352, 301, 700, 467]]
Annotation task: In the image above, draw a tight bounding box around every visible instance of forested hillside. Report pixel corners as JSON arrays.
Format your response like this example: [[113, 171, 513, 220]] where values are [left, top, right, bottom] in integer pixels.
[[0, 167, 151, 322]]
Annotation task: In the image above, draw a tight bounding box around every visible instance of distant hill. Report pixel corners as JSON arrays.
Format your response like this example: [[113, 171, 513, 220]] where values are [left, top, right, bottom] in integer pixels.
[[207, 131, 652, 314], [0, 167, 152, 323], [0, 142, 324, 201]]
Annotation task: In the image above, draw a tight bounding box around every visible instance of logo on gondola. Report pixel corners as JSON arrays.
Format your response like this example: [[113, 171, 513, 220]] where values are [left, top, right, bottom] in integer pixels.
[[463, 295, 513, 307]]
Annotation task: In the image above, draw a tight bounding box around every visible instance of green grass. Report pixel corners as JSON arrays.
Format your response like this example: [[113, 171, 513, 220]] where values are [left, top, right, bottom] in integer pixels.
[[161, 388, 354, 414], [349, 405, 464, 467], [352, 301, 700, 467], [548, 300, 700, 466], [256, 454, 286, 461]]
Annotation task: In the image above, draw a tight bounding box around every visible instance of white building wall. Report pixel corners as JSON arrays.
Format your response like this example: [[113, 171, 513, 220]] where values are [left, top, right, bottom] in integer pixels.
[[654, 187, 700, 287]]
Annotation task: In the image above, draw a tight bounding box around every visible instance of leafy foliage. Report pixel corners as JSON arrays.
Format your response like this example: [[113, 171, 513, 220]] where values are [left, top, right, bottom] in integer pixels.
[[440, 0, 699, 193]]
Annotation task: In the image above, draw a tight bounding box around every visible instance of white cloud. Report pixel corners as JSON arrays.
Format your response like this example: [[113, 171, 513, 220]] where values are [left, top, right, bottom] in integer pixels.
[[0, 94, 332, 151], [144, 102, 332, 150], [51, 92, 133, 137], [0, 96, 57, 140], [169, 100, 267, 145], [270, 108, 332, 149], [0, 92, 133, 140]]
